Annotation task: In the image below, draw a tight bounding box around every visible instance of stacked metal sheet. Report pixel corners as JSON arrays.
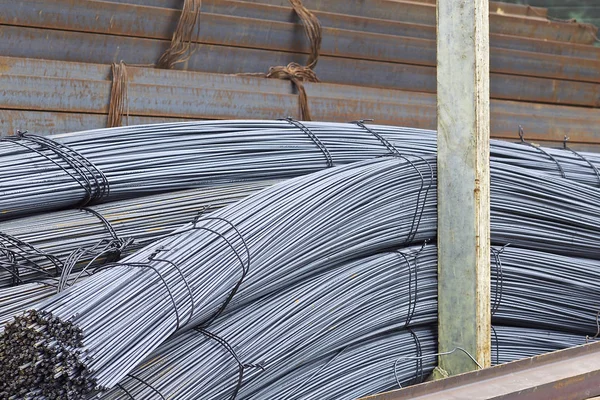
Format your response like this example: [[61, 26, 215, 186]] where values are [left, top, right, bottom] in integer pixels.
[[1, 0, 599, 150]]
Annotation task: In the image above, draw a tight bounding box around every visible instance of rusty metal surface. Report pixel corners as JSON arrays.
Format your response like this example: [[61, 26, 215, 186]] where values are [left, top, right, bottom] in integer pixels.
[[0, 111, 192, 136], [251, 0, 596, 43], [108, 0, 548, 18], [0, 74, 439, 126], [3, 54, 600, 108], [401, 0, 548, 18], [2, 72, 600, 143], [92, 0, 600, 62], [362, 340, 600, 400], [1, 0, 600, 84], [1, 25, 600, 108]]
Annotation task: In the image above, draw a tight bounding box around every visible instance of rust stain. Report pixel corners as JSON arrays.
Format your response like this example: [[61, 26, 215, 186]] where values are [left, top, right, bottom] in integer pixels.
[[554, 375, 586, 390]]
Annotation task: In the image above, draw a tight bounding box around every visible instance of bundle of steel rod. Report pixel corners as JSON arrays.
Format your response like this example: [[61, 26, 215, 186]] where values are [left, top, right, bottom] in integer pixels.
[[4, 154, 600, 398], [488, 161, 600, 260], [0, 181, 272, 288], [96, 246, 437, 399], [491, 247, 600, 336], [0, 281, 56, 331], [0, 156, 438, 397], [242, 327, 438, 400], [2, 120, 600, 221], [491, 326, 588, 365], [0, 120, 436, 219], [246, 325, 589, 400]]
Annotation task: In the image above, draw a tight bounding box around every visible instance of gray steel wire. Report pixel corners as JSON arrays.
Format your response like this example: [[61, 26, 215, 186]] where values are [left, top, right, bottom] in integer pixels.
[[0, 181, 272, 288], [96, 246, 437, 399], [0, 121, 435, 219], [245, 327, 437, 400], [491, 247, 600, 336], [4, 152, 600, 398], [247, 325, 589, 400], [0, 156, 437, 397], [491, 325, 588, 365], [2, 120, 600, 221]]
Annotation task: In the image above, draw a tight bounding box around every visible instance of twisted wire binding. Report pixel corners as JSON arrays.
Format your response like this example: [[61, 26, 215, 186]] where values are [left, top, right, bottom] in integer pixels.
[[395, 344, 482, 389], [195, 328, 264, 400], [57, 237, 134, 293], [94, 260, 193, 330], [281, 117, 333, 167], [396, 241, 428, 328], [112, 215, 251, 330], [518, 126, 566, 179], [491, 244, 509, 317], [352, 119, 400, 155], [0, 232, 63, 285], [389, 156, 434, 245], [125, 374, 167, 400], [81, 207, 121, 241], [56, 208, 135, 292], [563, 136, 600, 188], [116, 383, 136, 399], [491, 326, 500, 366], [1, 132, 110, 206]]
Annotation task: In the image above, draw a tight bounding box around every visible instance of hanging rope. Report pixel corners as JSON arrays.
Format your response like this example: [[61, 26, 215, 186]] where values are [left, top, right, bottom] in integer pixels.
[[107, 62, 129, 128], [242, 0, 322, 121], [157, 0, 202, 69]]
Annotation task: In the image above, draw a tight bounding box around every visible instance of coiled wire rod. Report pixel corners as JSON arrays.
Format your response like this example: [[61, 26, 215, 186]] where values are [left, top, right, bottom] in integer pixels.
[[2, 120, 600, 220]]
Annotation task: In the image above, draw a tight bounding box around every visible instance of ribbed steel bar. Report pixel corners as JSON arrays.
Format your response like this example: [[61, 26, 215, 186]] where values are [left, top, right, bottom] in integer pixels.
[[491, 247, 600, 336], [97, 246, 437, 399], [0, 181, 271, 288], [3, 151, 600, 397], [0, 156, 437, 397], [491, 326, 588, 366], [0, 121, 437, 219], [2, 120, 600, 221]]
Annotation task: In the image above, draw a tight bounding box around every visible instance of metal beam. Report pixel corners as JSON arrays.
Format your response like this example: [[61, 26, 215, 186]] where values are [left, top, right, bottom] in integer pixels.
[[2, 53, 600, 108], [2, 68, 600, 143], [361, 340, 600, 400], [2, 1, 600, 83], [1, 26, 600, 109], [437, 0, 491, 375]]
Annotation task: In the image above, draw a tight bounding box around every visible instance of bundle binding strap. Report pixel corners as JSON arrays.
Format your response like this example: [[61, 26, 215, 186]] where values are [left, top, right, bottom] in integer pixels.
[[242, 0, 321, 121], [108, 62, 129, 128], [1, 131, 110, 206], [157, 0, 202, 69]]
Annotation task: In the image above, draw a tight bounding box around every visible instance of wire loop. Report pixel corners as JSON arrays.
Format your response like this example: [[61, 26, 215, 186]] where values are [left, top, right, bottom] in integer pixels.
[[195, 328, 264, 400], [281, 117, 333, 167]]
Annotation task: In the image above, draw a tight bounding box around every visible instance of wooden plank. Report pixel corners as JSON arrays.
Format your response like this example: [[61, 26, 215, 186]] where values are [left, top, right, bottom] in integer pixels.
[[1, 0, 600, 83], [437, 0, 491, 376], [3, 55, 600, 108]]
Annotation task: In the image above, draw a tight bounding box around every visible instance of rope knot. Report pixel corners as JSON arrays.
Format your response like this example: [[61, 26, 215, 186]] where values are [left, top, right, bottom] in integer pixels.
[[266, 63, 318, 121], [266, 62, 319, 83]]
